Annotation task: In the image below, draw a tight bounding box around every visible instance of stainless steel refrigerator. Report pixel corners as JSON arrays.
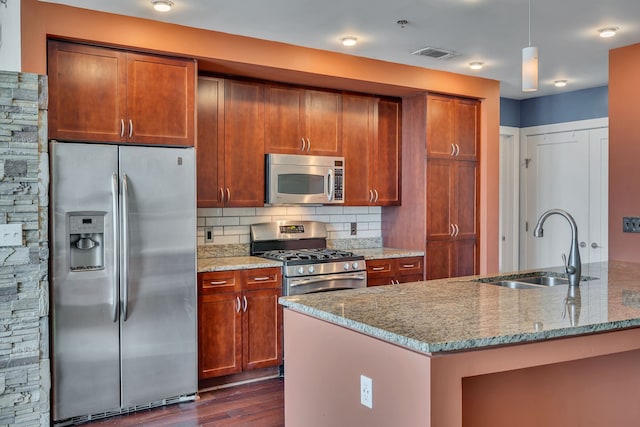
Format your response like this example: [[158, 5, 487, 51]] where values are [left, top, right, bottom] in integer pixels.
[[50, 141, 197, 423]]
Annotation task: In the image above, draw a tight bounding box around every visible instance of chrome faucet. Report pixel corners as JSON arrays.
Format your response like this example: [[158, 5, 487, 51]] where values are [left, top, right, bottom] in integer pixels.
[[533, 209, 581, 286]]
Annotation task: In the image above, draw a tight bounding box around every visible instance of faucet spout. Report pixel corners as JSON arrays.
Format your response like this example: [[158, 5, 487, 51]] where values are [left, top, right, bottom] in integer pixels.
[[533, 209, 581, 286]]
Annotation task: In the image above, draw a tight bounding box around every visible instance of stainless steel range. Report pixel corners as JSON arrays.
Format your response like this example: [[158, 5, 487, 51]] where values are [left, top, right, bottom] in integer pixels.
[[250, 221, 367, 296]]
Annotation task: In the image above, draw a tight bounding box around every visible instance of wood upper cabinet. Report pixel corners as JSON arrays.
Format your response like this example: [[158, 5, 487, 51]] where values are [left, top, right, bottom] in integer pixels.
[[48, 40, 194, 146], [223, 80, 265, 206], [343, 95, 401, 206], [197, 77, 265, 207], [265, 84, 342, 156], [426, 94, 479, 161], [196, 76, 224, 207], [198, 267, 282, 380]]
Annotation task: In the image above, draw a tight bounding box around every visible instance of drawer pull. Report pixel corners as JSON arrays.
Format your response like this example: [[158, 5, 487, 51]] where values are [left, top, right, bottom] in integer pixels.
[[251, 276, 270, 281], [371, 266, 386, 271], [401, 264, 416, 268], [208, 280, 227, 285]]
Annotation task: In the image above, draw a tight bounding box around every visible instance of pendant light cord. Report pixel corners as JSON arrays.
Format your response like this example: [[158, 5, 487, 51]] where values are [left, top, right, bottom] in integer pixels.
[[528, 0, 532, 47]]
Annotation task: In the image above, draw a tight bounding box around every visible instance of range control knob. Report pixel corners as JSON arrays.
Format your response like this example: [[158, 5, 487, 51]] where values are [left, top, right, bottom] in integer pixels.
[[297, 267, 305, 275], [352, 262, 359, 270], [343, 262, 350, 271], [308, 265, 315, 274]]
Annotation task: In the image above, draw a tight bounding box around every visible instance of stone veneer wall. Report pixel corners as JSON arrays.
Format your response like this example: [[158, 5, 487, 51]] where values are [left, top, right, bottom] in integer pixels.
[[0, 72, 50, 426]]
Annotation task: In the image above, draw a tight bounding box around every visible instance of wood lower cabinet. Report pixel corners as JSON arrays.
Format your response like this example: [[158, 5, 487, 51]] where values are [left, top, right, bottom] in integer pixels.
[[265, 84, 342, 156], [343, 95, 401, 206], [48, 39, 195, 146], [197, 77, 265, 207], [198, 267, 282, 380], [367, 256, 424, 286], [425, 240, 477, 280]]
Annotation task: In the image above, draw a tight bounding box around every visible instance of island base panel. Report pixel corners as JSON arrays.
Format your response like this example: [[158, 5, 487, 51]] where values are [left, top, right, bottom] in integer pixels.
[[283, 309, 431, 427]]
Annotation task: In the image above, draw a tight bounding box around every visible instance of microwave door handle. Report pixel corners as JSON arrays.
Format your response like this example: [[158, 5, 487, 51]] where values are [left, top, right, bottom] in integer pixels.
[[327, 168, 334, 201]]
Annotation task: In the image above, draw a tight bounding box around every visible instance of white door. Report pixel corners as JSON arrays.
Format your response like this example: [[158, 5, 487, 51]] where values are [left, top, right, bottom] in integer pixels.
[[522, 126, 608, 270]]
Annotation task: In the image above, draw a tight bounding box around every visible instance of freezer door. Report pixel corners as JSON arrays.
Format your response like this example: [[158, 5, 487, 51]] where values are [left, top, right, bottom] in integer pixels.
[[51, 142, 121, 421], [119, 146, 197, 406]]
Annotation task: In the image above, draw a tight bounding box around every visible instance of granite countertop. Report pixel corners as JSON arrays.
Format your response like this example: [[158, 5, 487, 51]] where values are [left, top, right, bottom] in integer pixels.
[[279, 261, 640, 354], [352, 247, 424, 259], [197, 256, 282, 272], [197, 247, 422, 272]]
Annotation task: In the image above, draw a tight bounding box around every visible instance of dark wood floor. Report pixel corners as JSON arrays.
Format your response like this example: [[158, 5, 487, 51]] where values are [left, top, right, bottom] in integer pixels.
[[87, 378, 284, 427]]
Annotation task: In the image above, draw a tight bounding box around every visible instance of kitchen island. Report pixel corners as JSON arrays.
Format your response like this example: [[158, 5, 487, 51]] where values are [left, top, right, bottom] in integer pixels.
[[280, 261, 640, 426]]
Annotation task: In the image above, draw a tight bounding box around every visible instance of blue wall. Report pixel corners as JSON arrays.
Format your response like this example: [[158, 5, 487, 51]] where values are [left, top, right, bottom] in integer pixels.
[[500, 85, 608, 128]]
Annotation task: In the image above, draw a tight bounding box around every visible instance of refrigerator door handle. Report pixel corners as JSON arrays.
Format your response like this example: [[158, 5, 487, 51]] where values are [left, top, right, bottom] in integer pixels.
[[122, 173, 130, 322], [111, 173, 119, 323]]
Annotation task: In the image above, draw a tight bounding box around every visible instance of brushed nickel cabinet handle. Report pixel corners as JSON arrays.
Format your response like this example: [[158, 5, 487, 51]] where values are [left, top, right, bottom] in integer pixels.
[[242, 295, 248, 312], [128, 119, 133, 138], [120, 119, 125, 138], [208, 280, 227, 285], [226, 188, 231, 203]]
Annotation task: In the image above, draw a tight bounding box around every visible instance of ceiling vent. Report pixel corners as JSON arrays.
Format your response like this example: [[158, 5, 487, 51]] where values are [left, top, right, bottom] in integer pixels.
[[411, 47, 460, 60]]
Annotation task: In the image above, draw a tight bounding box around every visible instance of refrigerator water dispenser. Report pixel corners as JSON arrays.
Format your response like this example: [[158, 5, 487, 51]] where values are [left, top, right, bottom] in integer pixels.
[[69, 213, 105, 271]]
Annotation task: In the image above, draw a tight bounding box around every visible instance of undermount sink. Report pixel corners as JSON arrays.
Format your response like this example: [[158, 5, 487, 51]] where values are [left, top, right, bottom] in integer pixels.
[[474, 272, 588, 290]]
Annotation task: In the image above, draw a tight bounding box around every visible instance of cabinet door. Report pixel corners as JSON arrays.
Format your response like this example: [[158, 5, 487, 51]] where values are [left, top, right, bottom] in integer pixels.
[[198, 292, 242, 379], [454, 239, 478, 277], [224, 80, 265, 206], [343, 94, 376, 205], [454, 98, 479, 160], [455, 161, 479, 239], [426, 159, 455, 240], [126, 53, 195, 146], [304, 90, 342, 156], [243, 288, 283, 370], [197, 76, 225, 207], [47, 40, 126, 142], [426, 95, 455, 158], [264, 85, 305, 154], [375, 99, 401, 205], [425, 240, 453, 280]]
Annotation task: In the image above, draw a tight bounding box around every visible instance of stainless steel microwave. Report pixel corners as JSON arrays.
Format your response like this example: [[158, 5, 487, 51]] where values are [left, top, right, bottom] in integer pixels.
[[265, 153, 344, 205]]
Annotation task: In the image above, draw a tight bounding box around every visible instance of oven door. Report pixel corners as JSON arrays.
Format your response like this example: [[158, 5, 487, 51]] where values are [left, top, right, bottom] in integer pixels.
[[285, 272, 366, 296]]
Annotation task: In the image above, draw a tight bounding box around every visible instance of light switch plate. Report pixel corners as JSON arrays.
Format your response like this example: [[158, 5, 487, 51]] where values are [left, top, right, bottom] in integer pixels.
[[0, 223, 23, 246]]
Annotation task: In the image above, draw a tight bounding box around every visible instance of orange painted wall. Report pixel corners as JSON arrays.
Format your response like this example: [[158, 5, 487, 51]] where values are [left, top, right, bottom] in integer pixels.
[[20, 0, 500, 273], [609, 43, 640, 262]]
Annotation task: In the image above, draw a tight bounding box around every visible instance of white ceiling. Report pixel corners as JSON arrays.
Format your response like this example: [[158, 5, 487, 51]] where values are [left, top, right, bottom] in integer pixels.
[[41, 0, 640, 99]]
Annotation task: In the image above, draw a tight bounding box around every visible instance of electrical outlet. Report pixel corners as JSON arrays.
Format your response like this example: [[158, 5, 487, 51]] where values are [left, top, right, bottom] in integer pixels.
[[204, 226, 214, 243], [623, 217, 640, 233], [360, 375, 373, 408], [350, 222, 357, 236]]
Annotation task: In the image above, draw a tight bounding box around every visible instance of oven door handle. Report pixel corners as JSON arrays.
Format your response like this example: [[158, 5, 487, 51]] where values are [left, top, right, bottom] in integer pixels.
[[289, 273, 366, 287]]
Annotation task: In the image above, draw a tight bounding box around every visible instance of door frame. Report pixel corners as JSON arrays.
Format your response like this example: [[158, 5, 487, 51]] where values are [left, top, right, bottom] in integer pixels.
[[499, 126, 520, 272], [519, 118, 608, 269]]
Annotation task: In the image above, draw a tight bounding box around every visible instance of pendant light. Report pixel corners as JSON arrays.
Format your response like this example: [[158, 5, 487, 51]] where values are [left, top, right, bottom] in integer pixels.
[[522, 0, 538, 92]]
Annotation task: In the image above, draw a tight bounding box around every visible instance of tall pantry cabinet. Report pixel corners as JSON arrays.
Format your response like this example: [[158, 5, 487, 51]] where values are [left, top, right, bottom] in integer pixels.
[[382, 93, 479, 280]]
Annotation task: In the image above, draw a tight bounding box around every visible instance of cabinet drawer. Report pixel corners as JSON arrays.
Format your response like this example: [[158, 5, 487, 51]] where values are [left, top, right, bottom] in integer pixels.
[[199, 271, 240, 294], [397, 256, 423, 276], [366, 259, 393, 277], [243, 267, 282, 290]]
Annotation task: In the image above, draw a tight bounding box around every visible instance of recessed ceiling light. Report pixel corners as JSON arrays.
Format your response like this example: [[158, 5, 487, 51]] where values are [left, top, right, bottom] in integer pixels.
[[554, 80, 568, 88], [341, 37, 358, 47], [151, 0, 174, 12], [469, 62, 483, 70], [598, 27, 618, 38]]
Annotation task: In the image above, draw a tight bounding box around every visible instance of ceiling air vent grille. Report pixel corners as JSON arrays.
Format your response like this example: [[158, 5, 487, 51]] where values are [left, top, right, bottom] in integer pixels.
[[411, 47, 460, 60]]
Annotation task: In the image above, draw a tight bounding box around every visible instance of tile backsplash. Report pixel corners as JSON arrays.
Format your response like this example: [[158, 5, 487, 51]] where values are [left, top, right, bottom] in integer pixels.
[[197, 205, 382, 246]]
